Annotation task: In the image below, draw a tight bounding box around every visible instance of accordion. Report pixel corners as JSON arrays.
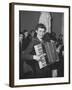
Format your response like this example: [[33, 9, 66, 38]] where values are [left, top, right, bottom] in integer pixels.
[[34, 42, 59, 69]]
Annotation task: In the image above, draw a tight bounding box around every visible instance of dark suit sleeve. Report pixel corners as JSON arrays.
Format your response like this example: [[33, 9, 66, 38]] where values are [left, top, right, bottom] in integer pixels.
[[22, 40, 34, 60]]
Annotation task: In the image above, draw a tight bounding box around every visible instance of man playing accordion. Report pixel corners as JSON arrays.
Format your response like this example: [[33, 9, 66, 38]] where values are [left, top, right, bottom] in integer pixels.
[[22, 23, 59, 78]]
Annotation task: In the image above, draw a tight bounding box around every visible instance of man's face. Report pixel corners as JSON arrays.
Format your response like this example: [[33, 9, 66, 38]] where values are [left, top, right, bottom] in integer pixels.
[[19, 34, 23, 42], [31, 31, 34, 37], [36, 28, 45, 39], [24, 32, 28, 37]]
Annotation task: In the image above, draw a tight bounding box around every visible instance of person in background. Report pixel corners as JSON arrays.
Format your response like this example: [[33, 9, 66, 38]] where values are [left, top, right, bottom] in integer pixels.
[[20, 29, 32, 79], [43, 32, 57, 44], [30, 29, 35, 37], [56, 34, 63, 49], [42, 32, 51, 42], [43, 32, 59, 77], [22, 29, 30, 51], [50, 32, 58, 77], [56, 34, 64, 77], [19, 32, 24, 79], [19, 32, 23, 49], [28, 29, 36, 41], [43, 32, 64, 77], [49, 33, 64, 77]]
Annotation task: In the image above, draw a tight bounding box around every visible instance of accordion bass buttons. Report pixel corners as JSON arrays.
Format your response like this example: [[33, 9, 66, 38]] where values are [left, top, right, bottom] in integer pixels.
[[34, 44, 47, 69]]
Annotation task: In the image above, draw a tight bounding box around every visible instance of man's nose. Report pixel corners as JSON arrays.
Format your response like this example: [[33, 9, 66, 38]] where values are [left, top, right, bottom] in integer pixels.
[[42, 33, 44, 35]]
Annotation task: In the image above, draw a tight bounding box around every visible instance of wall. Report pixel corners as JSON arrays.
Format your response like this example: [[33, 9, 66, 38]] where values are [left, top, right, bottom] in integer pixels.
[[0, 0, 72, 90], [19, 11, 40, 33], [51, 13, 64, 38], [20, 11, 63, 38]]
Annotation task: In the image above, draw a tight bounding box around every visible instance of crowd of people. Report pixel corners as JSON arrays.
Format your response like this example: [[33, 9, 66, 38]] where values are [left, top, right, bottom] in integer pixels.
[[19, 23, 64, 79]]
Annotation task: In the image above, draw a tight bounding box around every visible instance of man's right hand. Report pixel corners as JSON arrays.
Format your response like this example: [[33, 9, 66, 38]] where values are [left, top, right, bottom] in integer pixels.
[[33, 55, 40, 61], [33, 53, 46, 61]]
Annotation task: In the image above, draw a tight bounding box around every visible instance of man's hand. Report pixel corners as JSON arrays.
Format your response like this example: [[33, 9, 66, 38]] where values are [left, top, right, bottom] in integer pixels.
[[33, 55, 40, 61], [33, 53, 46, 61], [40, 53, 46, 58]]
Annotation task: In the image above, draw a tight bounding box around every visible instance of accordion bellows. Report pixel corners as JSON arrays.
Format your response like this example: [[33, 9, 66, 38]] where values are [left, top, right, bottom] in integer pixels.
[[44, 42, 59, 64]]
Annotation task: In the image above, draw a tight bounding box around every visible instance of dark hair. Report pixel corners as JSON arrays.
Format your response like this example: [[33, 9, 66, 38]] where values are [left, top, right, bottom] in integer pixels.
[[23, 29, 28, 34], [50, 32, 57, 41], [42, 32, 51, 42], [29, 29, 35, 34], [20, 32, 23, 34], [35, 23, 46, 31]]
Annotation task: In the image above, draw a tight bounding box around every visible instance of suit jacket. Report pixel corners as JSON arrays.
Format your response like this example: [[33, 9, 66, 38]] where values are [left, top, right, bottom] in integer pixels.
[[22, 36, 31, 51], [22, 37, 48, 74]]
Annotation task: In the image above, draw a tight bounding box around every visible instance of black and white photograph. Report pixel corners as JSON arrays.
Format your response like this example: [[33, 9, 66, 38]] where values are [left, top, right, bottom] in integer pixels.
[[19, 11, 64, 79], [9, 3, 70, 87]]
